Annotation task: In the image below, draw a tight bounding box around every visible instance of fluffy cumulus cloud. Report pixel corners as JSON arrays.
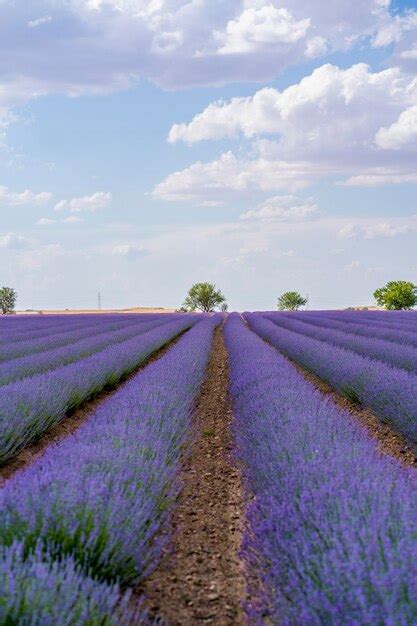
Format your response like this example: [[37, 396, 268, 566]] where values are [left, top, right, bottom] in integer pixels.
[[37, 215, 85, 225], [152, 151, 331, 202], [373, 8, 417, 48], [28, 16, 52, 28], [0, 232, 31, 249], [304, 35, 327, 59], [213, 5, 310, 55], [375, 105, 417, 149], [54, 192, 111, 213], [0, 0, 414, 169], [338, 220, 415, 240], [112, 243, 146, 260], [161, 62, 417, 199], [0, 0, 414, 113], [0, 185, 52, 206], [342, 167, 417, 186], [168, 63, 417, 152], [240, 194, 319, 221]]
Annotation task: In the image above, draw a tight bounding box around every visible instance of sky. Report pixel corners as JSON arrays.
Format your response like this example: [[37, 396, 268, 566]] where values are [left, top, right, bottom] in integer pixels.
[[0, 0, 417, 311]]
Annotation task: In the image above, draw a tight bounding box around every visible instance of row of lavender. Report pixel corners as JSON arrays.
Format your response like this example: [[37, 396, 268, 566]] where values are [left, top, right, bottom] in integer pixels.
[[0, 313, 145, 344], [247, 313, 417, 442], [0, 316, 190, 385], [226, 314, 417, 624], [264, 312, 417, 372], [303, 310, 417, 330], [0, 314, 200, 464], [0, 315, 219, 624], [0, 314, 168, 360], [277, 310, 417, 350]]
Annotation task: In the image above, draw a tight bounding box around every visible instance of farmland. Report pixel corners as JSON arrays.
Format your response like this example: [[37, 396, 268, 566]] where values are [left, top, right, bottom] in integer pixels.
[[1, 310, 417, 624]]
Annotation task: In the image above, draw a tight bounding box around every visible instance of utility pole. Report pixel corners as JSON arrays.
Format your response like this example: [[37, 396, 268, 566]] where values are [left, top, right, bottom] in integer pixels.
[[98, 291, 102, 311]]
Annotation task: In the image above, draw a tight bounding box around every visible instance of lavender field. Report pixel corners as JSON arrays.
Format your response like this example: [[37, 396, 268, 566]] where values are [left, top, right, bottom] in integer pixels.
[[1, 310, 417, 624]]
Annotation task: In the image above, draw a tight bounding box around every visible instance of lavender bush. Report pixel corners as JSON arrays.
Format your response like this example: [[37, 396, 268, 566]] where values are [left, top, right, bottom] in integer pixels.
[[225, 313, 417, 625], [311, 310, 417, 332], [264, 312, 417, 372], [329, 309, 417, 324], [0, 316, 174, 385], [0, 541, 146, 625], [283, 311, 417, 348], [0, 315, 142, 361], [0, 315, 200, 463], [0, 314, 118, 344], [245, 313, 417, 442], [0, 316, 219, 588]]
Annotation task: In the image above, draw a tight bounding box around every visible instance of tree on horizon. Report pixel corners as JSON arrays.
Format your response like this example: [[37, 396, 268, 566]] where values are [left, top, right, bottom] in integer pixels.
[[277, 291, 308, 311], [374, 281, 417, 310], [182, 283, 227, 313]]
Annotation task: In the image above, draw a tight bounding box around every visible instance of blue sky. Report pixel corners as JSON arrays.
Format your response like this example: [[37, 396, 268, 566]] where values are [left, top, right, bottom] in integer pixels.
[[0, 0, 416, 310]]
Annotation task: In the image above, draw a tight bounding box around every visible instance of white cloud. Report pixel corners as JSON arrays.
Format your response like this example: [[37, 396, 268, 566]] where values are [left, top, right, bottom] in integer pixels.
[[339, 221, 414, 240], [37, 216, 85, 225], [112, 243, 146, 260], [0, 0, 411, 111], [342, 168, 417, 186], [372, 10, 417, 48], [214, 5, 310, 55], [151, 30, 184, 54], [62, 216, 85, 223], [363, 223, 412, 239], [54, 192, 111, 213], [400, 45, 417, 60], [375, 105, 417, 149], [152, 151, 329, 202], [0, 186, 52, 206], [240, 194, 319, 221], [168, 63, 417, 150], [165, 62, 417, 193], [37, 217, 56, 225], [0, 232, 31, 249], [28, 16, 52, 28], [305, 36, 328, 59], [344, 260, 361, 271]]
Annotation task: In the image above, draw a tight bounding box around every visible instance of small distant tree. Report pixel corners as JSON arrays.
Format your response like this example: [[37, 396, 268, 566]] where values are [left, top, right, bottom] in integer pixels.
[[183, 282, 226, 313], [0, 287, 17, 314], [374, 281, 417, 310], [277, 291, 307, 311]]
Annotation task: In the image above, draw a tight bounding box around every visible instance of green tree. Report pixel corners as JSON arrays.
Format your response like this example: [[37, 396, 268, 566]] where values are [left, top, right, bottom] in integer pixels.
[[0, 287, 17, 314], [374, 281, 417, 310], [183, 282, 226, 313], [277, 291, 308, 311]]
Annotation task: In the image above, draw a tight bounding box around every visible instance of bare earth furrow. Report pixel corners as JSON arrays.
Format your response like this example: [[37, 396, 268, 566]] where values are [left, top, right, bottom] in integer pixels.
[[142, 327, 246, 625]]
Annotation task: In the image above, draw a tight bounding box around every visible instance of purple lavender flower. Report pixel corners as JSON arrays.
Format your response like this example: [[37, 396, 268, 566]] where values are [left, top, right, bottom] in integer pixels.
[[263, 312, 417, 372], [245, 312, 417, 442], [225, 313, 417, 625], [0, 541, 147, 625], [0, 314, 200, 463], [0, 315, 220, 591]]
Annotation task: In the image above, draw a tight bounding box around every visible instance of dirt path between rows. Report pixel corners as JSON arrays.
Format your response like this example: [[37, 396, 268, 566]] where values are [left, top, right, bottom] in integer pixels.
[[0, 333, 185, 488], [142, 327, 246, 625], [290, 358, 417, 469]]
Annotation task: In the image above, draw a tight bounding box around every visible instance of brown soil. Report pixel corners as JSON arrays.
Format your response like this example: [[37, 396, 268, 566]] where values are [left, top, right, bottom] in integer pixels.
[[290, 360, 417, 469], [0, 333, 184, 488], [141, 327, 246, 625]]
